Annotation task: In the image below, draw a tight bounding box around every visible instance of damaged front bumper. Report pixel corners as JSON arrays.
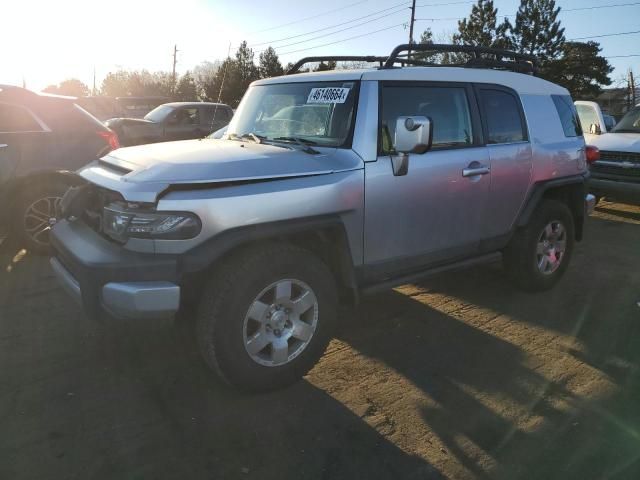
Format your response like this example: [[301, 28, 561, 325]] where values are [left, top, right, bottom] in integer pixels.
[[50, 219, 181, 319]]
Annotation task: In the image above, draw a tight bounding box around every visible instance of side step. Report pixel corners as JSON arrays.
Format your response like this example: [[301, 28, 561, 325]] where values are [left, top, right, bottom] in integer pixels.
[[360, 252, 502, 296]]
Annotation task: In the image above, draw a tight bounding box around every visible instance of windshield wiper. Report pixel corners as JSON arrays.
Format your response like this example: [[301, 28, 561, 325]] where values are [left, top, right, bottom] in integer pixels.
[[229, 132, 266, 144], [612, 129, 640, 134], [272, 136, 320, 154]]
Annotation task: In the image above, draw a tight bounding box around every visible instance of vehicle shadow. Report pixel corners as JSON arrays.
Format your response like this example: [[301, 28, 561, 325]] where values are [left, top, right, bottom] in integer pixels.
[[0, 252, 442, 480], [333, 210, 640, 478], [338, 289, 577, 479]]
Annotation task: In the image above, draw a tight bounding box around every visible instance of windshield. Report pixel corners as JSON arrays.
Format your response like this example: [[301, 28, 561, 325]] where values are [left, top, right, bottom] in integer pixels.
[[612, 106, 640, 133], [144, 105, 174, 123], [225, 81, 359, 147]]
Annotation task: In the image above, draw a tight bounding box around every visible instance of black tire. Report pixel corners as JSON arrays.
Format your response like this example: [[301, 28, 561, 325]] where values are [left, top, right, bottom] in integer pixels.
[[15, 180, 69, 254], [503, 199, 575, 292], [196, 243, 338, 392]]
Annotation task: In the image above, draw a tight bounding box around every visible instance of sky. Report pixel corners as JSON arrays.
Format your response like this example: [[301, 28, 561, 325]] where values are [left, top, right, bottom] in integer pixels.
[[1, 0, 639, 92]]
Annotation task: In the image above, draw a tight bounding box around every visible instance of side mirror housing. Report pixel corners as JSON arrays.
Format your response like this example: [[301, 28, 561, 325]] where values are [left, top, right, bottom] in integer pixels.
[[395, 116, 433, 154], [589, 123, 602, 135]]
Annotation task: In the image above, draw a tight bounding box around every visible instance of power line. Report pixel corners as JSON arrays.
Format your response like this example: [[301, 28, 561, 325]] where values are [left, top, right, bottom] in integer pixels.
[[251, 0, 370, 34], [607, 53, 640, 58], [415, 1, 640, 22], [278, 23, 406, 56], [251, 2, 409, 47], [255, 6, 409, 52], [570, 30, 640, 41]]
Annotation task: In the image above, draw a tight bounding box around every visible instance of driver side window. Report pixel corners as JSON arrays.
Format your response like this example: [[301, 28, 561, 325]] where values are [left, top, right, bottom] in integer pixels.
[[380, 85, 474, 154], [168, 108, 200, 126]]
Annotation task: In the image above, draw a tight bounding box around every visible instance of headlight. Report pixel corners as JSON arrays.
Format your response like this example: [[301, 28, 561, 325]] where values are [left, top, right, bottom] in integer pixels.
[[103, 204, 201, 242]]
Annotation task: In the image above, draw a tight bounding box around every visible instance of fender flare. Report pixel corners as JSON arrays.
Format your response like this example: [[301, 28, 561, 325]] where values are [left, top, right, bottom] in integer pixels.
[[180, 214, 360, 302]]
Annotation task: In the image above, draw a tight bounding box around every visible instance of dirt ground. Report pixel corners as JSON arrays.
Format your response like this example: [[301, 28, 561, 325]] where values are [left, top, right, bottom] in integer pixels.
[[1, 201, 639, 480]]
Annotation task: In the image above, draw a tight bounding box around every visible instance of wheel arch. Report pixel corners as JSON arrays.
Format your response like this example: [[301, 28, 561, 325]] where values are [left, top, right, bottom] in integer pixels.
[[181, 215, 360, 305], [516, 174, 588, 241]]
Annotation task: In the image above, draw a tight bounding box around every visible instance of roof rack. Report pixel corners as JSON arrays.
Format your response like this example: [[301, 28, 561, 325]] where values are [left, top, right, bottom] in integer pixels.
[[287, 56, 388, 75], [286, 44, 539, 76], [385, 44, 539, 74]]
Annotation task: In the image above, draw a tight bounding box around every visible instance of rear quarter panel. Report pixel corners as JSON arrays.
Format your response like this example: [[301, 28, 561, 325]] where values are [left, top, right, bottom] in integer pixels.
[[521, 93, 587, 187]]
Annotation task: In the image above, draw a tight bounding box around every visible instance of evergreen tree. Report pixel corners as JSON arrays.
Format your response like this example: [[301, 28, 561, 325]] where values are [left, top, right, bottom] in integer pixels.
[[453, 0, 511, 49], [174, 72, 198, 101], [542, 41, 612, 99], [258, 47, 284, 78], [511, 0, 565, 61]]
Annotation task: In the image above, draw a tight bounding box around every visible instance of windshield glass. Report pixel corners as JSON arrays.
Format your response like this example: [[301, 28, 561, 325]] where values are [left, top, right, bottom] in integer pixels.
[[226, 81, 359, 147], [144, 105, 174, 123], [612, 106, 640, 133]]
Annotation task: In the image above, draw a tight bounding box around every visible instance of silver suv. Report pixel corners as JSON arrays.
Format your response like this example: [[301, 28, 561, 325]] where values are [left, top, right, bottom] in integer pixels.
[[50, 45, 595, 391]]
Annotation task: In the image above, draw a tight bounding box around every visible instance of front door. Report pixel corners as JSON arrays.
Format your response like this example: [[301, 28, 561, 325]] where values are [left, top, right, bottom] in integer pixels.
[[164, 107, 201, 141], [363, 82, 490, 280]]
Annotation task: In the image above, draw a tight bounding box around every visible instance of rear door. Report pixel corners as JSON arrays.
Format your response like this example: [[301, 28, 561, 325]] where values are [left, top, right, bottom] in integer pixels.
[[474, 86, 533, 244], [363, 82, 491, 279]]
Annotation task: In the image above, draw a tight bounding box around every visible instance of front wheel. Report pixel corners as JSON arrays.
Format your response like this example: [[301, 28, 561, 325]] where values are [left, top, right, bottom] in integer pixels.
[[503, 199, 575, 292], [196, 243, 338, 392]]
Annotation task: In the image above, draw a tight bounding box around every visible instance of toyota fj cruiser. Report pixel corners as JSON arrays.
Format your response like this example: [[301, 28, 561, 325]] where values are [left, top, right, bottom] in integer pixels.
[[50, 44, 595, 391]]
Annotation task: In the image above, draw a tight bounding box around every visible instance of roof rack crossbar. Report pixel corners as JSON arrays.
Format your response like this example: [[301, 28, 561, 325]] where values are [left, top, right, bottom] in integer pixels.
[[287, 56, 387, 74], [383, 43, 539, 74]]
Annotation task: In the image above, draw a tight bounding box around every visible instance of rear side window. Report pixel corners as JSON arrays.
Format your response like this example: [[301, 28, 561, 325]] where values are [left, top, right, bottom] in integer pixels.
[[479, 89, 526, 144], [380, 85, 474, 153], [552, 95, 582, 137], [0, 103, 43, 132]]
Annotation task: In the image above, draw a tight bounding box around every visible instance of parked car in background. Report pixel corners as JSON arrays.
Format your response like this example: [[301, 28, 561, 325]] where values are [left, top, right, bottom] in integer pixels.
[[602, 113, 617, 131], [51, 44, 594, 391], [0, 85, 119, 251], [75, 96, 124, 121], [106, 102, 233, 146], [576, 100, 640, 204], [115, 96, 169, 119]]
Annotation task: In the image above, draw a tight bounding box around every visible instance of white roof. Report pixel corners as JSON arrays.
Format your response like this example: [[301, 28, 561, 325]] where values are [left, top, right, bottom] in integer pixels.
[[254, 66, 567, 96]]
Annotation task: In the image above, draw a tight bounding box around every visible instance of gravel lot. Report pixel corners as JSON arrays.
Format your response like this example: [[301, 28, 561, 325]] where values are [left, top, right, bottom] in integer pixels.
[[1, 201, 639, 480]]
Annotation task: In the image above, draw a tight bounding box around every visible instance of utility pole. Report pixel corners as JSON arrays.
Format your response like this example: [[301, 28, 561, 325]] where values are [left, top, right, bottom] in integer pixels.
[[172, 44, 178, 95], [407, 0, 416, 58], [630, 68, 636, 108], [92, 67, 96, 96]]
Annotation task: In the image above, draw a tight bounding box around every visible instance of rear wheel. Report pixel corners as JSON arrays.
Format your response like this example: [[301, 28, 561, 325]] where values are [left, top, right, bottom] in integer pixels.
[[15, 181, 68, 254], [196, 243, 338, 392], [503, 199, 575, 291]]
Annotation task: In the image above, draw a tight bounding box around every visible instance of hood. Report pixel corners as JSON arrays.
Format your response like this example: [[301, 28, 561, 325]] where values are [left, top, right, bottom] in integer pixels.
[[80, 139, 363, 201], [585, 132, 640, 153]]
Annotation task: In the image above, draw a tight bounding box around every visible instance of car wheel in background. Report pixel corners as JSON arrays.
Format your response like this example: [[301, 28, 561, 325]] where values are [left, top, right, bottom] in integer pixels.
[[15, 180, 69, 254]]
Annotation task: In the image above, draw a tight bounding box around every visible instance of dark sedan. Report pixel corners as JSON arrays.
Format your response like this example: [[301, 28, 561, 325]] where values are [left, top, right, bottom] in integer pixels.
[[105, 102, 233, 146], [0, 85, 119, 252]]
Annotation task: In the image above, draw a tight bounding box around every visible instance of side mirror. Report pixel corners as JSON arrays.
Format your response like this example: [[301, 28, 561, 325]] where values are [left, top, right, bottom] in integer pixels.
[[589, 123, 602, 135], [395, 116, 433, 154]]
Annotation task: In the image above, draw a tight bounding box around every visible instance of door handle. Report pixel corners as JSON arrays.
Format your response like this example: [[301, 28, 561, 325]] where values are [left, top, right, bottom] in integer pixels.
[[0, 144, 8, 148], [462, 165, 490, 177]]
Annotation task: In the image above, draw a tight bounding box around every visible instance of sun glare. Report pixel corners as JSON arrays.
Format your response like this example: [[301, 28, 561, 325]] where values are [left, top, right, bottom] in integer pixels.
[[1, 0, 238, 91]]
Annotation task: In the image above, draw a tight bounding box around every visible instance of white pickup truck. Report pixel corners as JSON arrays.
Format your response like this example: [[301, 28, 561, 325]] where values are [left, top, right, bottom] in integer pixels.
[[575, 101, 640, 203]]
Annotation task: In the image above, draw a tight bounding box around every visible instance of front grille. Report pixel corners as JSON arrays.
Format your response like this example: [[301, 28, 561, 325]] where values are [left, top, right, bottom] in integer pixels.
[[591, 150, 640, 180], [600, 150, 640, 164]]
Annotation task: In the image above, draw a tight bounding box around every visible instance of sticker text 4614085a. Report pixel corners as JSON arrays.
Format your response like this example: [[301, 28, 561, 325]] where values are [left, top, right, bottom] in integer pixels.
[[307, 87, 350, 104]]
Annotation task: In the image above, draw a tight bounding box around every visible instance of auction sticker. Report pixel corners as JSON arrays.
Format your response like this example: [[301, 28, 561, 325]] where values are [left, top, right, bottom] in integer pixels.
[[307, 87, 350, 104]]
